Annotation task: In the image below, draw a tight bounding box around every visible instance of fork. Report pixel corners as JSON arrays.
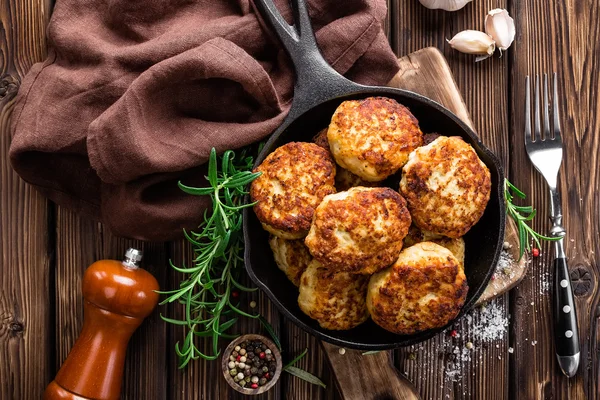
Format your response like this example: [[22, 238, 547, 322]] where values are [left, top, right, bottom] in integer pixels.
[[524, 73, 580, 377]]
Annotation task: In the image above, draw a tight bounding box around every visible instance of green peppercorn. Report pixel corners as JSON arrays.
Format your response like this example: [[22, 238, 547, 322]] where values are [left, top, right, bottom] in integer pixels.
[[229, 368, 237, 376], [262, 366, 269, 373], [245, 376, 251, 383], [259, 378, 267, 386], [250, 367, 258, 375], [239, 381, 246, 387]]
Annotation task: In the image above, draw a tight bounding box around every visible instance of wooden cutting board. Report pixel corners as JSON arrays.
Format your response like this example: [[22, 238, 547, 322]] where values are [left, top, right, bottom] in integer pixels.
[[321, 47, 527, 400]]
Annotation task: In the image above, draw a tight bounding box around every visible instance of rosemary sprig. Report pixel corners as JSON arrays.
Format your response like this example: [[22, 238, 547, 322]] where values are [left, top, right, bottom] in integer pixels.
[[504, 178, 560, 259], [159, 148, 261, 368]]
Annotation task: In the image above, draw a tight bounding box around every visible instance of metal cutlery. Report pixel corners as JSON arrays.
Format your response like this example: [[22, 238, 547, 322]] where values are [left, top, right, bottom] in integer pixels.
[[524, 73, 580, 377]]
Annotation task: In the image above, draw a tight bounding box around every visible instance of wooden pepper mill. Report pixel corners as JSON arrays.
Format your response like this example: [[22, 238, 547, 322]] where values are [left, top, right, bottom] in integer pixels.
[[44, 248, 159, 400]]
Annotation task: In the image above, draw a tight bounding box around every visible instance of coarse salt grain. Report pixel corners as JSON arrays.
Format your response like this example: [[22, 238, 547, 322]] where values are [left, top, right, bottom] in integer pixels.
[[470, 301, 509, 342]]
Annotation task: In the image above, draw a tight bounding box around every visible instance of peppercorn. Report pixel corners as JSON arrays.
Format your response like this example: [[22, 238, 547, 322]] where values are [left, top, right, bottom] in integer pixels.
[[450, 329, 458, 338], [247, 351, 255, 359], [233, 375, 240, 383], [247, 346, 254, 353], [259, 352, 266, 359], [261, 344, 267, 351], [234, 345, 241, 352], [250, 367, 258, 375], [232, 351, 238, 357], [239, 381, 246, 387], [244, 369, 251, 377], [264, 373, 270, 379], [231, 291, 240, 299], [251, 383, 258, 389], [245, 376, 251, 383], [251, 376, 259, 384], [265, 354, 272, 361], [532, 248, 540, 257], [265, 349, 272, 355], [239, 348, 247, 356], [262, 366, 269, 373], [259, 377, 267, 386], [229, 369, 237, 377]]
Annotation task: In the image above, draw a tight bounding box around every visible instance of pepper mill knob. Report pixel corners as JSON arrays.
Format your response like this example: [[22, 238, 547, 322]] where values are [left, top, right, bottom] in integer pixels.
[[44, 249, 159, 400]]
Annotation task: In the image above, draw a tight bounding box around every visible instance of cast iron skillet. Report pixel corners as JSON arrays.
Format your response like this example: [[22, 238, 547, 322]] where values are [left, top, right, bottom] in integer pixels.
[[243, 0, 506, 350]]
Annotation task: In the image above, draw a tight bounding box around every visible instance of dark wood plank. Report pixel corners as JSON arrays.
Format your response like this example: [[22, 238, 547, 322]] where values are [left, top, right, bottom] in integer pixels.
[[508, 0, 600, 398], [392, 0, 511, 398], [0, 0, 54, 398], [53, 208, 169, 399]]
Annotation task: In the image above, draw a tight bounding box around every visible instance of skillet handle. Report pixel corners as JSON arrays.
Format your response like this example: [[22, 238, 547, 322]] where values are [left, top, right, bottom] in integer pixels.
[[252, 0, 362, 119]]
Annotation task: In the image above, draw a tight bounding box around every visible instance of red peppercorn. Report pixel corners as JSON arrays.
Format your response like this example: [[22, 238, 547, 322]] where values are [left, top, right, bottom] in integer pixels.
[[264, 373, 270, 379], [236, 355, 241, 362], [259, 352, 266, 359], [532, 248, 540, 257], [231, 291, 240, 299], [450, 329, 458, 338], [251, 383, 258, 389]]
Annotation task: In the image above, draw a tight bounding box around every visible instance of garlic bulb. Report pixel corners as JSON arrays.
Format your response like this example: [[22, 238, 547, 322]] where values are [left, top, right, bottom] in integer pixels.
[[447, 30, 496, 62], [485, 9, 515, 51], [418, 0, 473, 11]]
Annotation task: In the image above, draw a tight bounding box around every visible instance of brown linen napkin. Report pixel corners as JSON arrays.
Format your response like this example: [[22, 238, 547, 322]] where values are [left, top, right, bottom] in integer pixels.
[[9, 0, 399, 241]]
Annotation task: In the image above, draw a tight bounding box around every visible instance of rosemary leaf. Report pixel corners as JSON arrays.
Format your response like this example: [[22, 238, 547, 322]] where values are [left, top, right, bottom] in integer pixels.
[[284, 348, 308, 369], [284, 366, 327, 388], [258, 316, 282, 351]]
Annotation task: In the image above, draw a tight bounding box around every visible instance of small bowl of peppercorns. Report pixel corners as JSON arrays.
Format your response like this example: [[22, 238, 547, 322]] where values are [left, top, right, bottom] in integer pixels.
[[222, 334, 282, 395]]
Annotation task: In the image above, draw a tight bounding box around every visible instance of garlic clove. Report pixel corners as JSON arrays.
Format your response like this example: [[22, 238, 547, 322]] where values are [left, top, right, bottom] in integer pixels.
[[447, 30, 496, 61], [485, 9, 516, 51], [418, 0, 473, 11]]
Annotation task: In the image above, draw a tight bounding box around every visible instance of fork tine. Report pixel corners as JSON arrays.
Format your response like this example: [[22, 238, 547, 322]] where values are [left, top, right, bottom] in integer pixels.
[[553, 72, 562, 142], [534, 75, 542, 142], [543, 74, 551, 140], [525, 75, 532, 143]]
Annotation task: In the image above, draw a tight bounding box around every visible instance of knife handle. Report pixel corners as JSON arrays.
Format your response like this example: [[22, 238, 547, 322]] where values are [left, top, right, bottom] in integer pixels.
[[553, 257, 580, 376]]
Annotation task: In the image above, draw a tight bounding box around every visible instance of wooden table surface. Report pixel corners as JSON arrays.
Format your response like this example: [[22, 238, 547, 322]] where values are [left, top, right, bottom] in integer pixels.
[[1, 0, 599, 399]]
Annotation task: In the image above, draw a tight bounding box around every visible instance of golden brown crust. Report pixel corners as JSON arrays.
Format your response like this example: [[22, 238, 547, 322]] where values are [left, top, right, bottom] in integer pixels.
[[298, 260, 370, 330], [334, 167, 379, 192], [313, 128, 378, 191], [399, 136, 491, 238], [250, 142, 336, 239], [328, 97, 423, 181], [367, 242, 468, 335], [269, 235, 312, 287], [403, 225, 465, 267], [305, 187, 411, 274]]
